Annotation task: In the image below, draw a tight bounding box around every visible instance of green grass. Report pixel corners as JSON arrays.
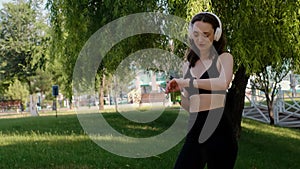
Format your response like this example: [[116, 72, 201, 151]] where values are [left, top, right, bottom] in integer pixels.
[[238, 118, 300, 169], [0, 108, 299, 169]]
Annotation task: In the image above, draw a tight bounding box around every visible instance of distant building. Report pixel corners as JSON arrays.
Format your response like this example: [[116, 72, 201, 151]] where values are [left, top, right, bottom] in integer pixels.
[[127, 70, 167, 104]]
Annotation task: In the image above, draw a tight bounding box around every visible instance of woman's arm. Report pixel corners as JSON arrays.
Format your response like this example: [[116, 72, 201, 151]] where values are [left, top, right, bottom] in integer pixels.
[[180, 92, 190, 112], [179, 62, 190, 111], [166, 61, 188, 93], [167, 53, 233, 91]]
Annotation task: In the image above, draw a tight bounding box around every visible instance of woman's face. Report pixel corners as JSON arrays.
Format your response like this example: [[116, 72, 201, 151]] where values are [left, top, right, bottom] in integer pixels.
[[191, 21, 214, 51]]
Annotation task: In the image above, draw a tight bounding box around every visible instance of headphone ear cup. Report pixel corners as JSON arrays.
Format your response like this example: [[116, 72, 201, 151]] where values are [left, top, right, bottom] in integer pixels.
[[214, 27, 221, 41]]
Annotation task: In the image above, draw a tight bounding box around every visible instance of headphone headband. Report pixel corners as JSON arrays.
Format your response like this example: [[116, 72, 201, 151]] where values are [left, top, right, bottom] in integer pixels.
[[199, 12, 222, 32], [189, 12, 222, 41]]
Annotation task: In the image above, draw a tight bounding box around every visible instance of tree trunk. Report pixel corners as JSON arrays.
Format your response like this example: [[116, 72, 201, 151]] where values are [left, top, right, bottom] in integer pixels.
[[224, 66, 249, 139], [99, 74, 105, 110], [269, 107, 275, 125], [69, 97, 73, 109], [27, 80, 39, 116], [267, 99, 275, 125], [264, 89, 275, 125], [27, 80, 33, 95], [113, 75, 119, 112]]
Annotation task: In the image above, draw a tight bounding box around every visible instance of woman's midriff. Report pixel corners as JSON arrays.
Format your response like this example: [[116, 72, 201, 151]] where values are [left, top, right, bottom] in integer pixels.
[[189, 94, 225, 113]]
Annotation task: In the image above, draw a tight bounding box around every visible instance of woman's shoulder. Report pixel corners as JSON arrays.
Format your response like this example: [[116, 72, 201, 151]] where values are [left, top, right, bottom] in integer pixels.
[[215, 52, 233, 70], [218, 52, 233, 62], [219, 52, 233, 57], [182, 61, 189, 74]]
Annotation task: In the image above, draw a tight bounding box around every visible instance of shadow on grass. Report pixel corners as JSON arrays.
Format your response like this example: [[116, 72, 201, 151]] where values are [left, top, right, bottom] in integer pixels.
[[236, 119, 300, 169], [0, 109, 183, 168], [0, 134, 181, 169], [1, 110, 300, 169]]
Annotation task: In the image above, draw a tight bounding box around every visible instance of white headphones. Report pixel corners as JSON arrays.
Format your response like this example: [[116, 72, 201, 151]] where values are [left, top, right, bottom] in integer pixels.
[[188, 12, 222, 42]]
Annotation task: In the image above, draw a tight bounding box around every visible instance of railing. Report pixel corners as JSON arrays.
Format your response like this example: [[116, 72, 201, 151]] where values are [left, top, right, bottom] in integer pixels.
[[274, 88, 300, 127], [243, 87, 300, 127], [243, 94, 270, 124]]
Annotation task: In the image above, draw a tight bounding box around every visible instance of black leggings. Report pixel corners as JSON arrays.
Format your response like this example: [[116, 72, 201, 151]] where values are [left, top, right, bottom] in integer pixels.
[[173, 110, 238, 169]]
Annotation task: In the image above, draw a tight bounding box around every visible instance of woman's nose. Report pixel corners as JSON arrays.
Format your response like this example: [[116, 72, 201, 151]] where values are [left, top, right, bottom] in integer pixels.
[[196, 35, 207, 43]]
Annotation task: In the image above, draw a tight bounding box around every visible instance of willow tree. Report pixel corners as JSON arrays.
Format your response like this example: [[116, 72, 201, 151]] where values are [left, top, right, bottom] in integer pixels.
[[47, 0, 164, 109], [46, 0, 88, 108], [213, 0, 300, 131], [245, 0, 300, 124]]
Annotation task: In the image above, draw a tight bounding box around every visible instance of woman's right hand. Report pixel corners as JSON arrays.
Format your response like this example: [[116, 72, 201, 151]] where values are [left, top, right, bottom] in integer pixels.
[[165, 79, 180, 94]]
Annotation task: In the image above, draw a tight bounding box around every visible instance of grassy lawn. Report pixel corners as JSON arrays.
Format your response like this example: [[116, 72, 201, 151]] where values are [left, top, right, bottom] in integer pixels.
[[0, 107, 299, 169]]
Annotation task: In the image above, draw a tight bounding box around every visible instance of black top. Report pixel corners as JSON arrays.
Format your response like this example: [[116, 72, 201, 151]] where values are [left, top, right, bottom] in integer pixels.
[[183, 56, 236, 145], [184, 56, 226, 95]]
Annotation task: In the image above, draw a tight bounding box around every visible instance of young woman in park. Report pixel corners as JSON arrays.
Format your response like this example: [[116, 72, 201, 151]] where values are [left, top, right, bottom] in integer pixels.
[[166, 12, 238, 169]]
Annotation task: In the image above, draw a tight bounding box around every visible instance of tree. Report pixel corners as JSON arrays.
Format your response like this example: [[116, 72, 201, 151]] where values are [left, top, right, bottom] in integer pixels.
[[47, 0, 300, 134], [47, 0, 165, 109], [0, 0, 50, 94], [250, 62, 291, 124], [5, 78, 29, 104], [212, 0, 300, 132], [31, 68, 53, 105]]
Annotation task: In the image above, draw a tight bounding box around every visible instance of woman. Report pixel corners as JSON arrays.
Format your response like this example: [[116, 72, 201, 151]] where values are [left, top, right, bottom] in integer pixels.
[[166, 12, 238, 169]]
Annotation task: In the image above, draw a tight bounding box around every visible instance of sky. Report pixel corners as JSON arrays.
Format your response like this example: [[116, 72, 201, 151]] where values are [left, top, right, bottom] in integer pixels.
[[0, 0, 48, 13], [0, 0, 12, 9]]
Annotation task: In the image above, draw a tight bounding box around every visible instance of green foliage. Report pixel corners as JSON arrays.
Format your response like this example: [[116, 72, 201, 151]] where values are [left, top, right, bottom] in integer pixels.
[[0, 0, 50, 93], [30, 69, 54, 103], [212, 0, 300, 124], [48, 0, 215, 102], [213, 0, 300, 75], [5, 79, 29, 103], [186, 0, 212, 21], [47, 0, 167, 102], [47, 0, 300, 118]]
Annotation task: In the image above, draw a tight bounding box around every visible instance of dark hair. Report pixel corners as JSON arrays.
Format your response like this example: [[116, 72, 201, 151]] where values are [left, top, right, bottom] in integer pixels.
[[187, 13, 227, 67]]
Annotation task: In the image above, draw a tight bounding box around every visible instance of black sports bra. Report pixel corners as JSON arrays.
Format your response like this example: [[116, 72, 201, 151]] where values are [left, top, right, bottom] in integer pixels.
[[184, 56, 226, 95]]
